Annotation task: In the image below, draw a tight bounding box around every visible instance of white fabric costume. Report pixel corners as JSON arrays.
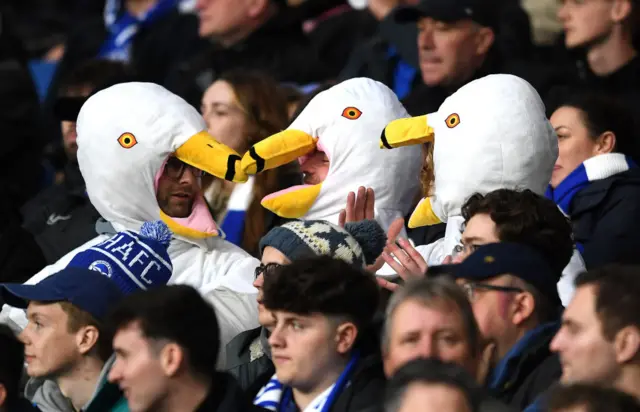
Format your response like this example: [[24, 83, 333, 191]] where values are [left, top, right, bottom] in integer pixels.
[[377, 74, 585, 304], [1, 83, 260, 365], [240, 78, 423, 238]]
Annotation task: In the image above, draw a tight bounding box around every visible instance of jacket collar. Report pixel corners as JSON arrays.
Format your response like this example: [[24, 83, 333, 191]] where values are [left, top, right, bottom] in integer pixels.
[[488, 322, 560, 394]]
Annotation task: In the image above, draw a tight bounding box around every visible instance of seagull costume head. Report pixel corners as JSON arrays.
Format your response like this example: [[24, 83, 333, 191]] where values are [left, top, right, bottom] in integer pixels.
[[76, 82, 247, 239], [380, 74, 558, 228], [239, 78, 423, 231]]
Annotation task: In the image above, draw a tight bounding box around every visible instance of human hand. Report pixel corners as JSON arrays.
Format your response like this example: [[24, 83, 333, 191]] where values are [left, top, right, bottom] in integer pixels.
[[381, 237, 428, 280], [338, 186, 375, 227]]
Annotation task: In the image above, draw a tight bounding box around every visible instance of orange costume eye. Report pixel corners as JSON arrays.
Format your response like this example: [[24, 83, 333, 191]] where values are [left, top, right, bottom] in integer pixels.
[[445, 113, 460, 128], [342, 107, 362, 120], [117, 133, 138, 149]]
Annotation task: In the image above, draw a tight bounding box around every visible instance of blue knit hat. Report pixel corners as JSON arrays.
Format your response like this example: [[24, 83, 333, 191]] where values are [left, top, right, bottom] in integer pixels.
[[67, 221, 173, 294], [259, 219, 386, 267]]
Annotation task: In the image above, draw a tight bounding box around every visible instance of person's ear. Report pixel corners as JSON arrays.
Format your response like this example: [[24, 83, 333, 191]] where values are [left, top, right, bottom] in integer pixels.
[[77, 325, 100, 355], [594, 131, 617, 155], [246, 0, 269, 19], [0, 383, 7, 408], [611, 0, 633, 23], [614, 326, 640, 364], [335, 322, 358, 355], [511, 291, 535, 327], [160, 343, 184, 377], [474, 27, 495, 56]]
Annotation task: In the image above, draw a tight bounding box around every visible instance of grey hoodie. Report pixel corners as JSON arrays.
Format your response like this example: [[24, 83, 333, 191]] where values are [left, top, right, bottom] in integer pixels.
[[25, 355, 116, 412]]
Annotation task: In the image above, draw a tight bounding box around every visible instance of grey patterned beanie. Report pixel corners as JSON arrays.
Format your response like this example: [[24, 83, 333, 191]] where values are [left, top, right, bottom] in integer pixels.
[[259, 219, 386, 267]]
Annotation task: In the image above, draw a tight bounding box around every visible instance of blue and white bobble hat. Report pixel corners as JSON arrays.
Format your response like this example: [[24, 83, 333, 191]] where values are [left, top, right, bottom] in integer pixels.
[[68, 221, 173, 295]]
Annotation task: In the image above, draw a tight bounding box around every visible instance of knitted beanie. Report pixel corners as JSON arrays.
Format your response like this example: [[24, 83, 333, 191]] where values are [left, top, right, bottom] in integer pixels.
[[67, 221, 173, 294], [259, 219, 386, 267]]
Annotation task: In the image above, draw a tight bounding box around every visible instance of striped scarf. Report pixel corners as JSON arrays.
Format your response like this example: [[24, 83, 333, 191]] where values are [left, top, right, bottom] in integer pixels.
[[254, 352, 359, 412], [545, 153, 637, 252]]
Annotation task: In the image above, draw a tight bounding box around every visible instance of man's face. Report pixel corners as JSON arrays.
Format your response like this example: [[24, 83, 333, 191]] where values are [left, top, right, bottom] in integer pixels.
[[557, 0, 618, 49], [268, 311, 346, 390], [454, 213, 500, 263], [550, 285, 620, 385], [19, 302, 82, 378], [456, 275, 523, 360], [397, 382, 472, 412], [417, 17, 493, 88], [254, 246, 292, 327], [61, 121, 79, 162], [196, 0, 252, 40], [59, 87, 92, 161], [108, 323, 170, 412], [383, 299, 477, 378], [156, 157, 203, 218], [299, 150, 330, 185]]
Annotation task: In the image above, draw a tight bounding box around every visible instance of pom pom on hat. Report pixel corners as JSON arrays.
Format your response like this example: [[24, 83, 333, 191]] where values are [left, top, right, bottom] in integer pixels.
[[344, 220, 386, 265], [140, 220, 172, 247]]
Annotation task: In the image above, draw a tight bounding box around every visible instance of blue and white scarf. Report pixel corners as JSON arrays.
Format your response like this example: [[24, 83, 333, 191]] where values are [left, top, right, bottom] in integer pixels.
[[254, 352, 360, 412], [220, 177, 255, 247], [98, 0, 179, 61], [546, 153, 637, 251]]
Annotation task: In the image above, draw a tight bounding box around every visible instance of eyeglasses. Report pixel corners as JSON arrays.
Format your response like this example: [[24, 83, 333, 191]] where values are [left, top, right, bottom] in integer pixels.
[[254, 263, 282, 280], [460, 282, 524, 302], [164, 157, 205, 179], [452, 243, 480, 259]]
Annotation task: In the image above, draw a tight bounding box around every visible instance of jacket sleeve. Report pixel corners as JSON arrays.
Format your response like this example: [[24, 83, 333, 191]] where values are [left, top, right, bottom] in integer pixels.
[[581, 189, 640, 269]]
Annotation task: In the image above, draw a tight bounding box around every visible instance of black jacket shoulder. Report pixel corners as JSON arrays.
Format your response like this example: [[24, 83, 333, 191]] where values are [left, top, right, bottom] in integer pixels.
[[571, 168, 640, 268]]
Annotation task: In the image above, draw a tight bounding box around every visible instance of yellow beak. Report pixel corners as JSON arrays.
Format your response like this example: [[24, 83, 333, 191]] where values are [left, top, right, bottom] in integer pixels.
[[175, 131, 247, 182], [380, 115, 435, 149], [241, 129, 317, 174]]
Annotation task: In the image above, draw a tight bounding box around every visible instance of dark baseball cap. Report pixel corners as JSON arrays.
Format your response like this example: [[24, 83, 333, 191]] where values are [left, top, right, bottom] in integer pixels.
[[430, 242, 562, 305], [395, 0, 499, 29], [53, 72, 139, 122], [0, 267, 125, 322]]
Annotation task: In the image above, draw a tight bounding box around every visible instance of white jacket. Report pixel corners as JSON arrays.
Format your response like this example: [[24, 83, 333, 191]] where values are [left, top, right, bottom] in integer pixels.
[[1, 83, 260, 366]]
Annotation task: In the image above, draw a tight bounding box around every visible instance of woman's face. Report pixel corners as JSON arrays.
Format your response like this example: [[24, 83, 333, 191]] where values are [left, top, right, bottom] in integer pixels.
[[201, 80, 249, 153], [550, 106, 601, 188]]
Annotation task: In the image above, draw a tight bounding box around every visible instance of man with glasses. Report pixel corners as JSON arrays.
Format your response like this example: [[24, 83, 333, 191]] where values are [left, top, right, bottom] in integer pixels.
[[433, 242, 563, 410], [225, 218, 386, 396]]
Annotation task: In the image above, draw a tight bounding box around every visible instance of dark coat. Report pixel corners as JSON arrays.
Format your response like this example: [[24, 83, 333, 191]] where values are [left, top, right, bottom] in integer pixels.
[[164, 12, 332, 109], [488, 322, 562, 410], [21, 162, 100, 264], [196, 372, 269, 412], [569, 168, 640, 269], [225, 327, 275, 397]]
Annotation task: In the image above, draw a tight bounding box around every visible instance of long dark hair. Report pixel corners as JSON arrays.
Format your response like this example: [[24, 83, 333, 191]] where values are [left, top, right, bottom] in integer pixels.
[[217, 70, 298, 256]]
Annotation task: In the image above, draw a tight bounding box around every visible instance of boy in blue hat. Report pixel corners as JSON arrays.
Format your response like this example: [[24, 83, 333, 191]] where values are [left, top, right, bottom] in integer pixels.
[[0, 221, 173, 412]]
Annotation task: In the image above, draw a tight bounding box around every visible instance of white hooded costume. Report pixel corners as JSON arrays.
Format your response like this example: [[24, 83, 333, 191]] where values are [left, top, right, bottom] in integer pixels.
[[1, 83, 260, 364], [239, 78, 422, 236], [377, 74, 584, 305]]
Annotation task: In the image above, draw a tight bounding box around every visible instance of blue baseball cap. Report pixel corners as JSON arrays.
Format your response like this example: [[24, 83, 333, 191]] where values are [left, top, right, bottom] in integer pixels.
[[0, 267, 125, 322], [431, 243, 562, 305]]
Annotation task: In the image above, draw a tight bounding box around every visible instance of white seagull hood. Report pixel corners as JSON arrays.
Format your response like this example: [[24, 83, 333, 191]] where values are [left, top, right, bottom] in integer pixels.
[[2, 83, 260, 364], [378, 74, 586, 304], [239, 78, 422, 233]]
